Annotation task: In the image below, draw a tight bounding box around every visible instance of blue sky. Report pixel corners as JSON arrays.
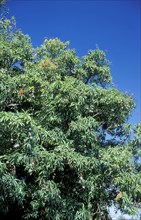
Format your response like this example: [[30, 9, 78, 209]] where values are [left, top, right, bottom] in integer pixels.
[[6, 0, 141, 124]]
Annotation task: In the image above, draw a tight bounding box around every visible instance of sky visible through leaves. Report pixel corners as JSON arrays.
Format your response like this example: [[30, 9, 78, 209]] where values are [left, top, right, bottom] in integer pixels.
[[6, 0, 140, 125]]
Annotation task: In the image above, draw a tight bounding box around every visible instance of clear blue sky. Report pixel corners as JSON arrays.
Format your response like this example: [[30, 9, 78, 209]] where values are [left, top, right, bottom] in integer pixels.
[[6, 0, 140, 124]]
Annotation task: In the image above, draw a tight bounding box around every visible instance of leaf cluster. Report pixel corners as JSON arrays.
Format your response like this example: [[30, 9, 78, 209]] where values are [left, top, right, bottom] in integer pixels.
[[0, 16, 140, 220]]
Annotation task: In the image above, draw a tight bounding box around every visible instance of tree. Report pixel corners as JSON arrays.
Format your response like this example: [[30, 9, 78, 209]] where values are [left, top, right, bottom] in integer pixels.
[[0, 15, 141, 220], [0, 0, 7, 8]]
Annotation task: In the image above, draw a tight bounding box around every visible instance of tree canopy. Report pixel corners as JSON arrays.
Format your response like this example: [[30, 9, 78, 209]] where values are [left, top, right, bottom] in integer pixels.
[[0, 14, 141, 220]]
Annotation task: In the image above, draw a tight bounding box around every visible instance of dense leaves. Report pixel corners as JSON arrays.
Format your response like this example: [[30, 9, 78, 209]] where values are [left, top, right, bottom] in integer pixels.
[[0, 15, 141, 220]]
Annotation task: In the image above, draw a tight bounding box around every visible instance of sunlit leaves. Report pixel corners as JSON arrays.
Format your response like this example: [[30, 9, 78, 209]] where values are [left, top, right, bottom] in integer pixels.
[[82, 49, 112, 85], [0, 15, 140, 219]]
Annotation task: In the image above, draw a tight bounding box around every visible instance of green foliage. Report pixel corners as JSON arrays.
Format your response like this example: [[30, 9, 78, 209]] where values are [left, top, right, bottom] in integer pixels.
[[0, 0, 7, 8], [0, 15, 140, 220]]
